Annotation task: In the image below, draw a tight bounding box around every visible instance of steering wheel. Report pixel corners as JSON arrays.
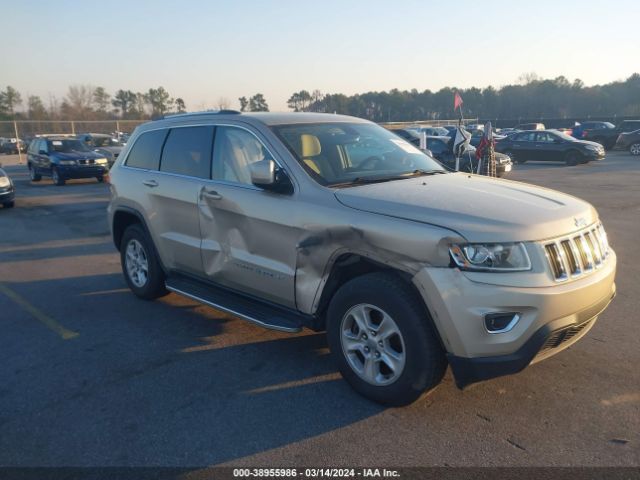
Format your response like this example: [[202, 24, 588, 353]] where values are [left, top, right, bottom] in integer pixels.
[[359, 155, 384, 170]]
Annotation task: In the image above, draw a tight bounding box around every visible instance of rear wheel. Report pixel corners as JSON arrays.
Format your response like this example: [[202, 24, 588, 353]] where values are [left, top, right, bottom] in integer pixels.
[[51, 167, 65, 186], [327, 272, 447, 406], [29, 164, 41, 182], [565, 151, 581, 166], [630, 143, 640, 156], [120, 224, 168, 300]]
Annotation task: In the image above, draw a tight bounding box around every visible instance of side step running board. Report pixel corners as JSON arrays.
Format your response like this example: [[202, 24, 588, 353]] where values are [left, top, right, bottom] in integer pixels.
[[166, 274, 308, 333]]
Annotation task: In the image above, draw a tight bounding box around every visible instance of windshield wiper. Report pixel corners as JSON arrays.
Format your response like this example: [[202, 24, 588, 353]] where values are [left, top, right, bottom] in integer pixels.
[[336, 169, 446, 186]]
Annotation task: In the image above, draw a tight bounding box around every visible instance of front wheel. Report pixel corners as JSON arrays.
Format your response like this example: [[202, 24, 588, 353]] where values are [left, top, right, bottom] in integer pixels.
[[120, 224, 168, 300], [565, 151, 582, 166], [29, 164, 42, 182], [630, 143, 640, 156], [327, 272, 447, 406], [504, 150, 525, 164], [51, 167, 65, 186]]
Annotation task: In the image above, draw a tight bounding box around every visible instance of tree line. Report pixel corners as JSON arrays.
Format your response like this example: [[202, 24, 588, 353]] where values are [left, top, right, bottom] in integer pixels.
[[2, 73, 639, 123], [288, 73, 640, 123], [0, 85, 271, 121]]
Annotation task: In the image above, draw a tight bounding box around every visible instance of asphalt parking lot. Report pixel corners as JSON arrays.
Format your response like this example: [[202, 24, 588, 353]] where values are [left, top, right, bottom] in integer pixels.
[[0, 152, 638, 468]]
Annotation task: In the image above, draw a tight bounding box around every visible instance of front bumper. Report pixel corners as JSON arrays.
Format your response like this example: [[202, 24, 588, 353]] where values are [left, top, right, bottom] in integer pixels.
[[584, 149, 605, 160], [57, 164, 108, 179], [0, 187, 15, 203], [412, 249, 616, 387]]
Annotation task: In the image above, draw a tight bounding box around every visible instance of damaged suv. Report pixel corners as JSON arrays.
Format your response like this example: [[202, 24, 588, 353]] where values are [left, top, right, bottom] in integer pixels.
[[108, 112, 617, 406]]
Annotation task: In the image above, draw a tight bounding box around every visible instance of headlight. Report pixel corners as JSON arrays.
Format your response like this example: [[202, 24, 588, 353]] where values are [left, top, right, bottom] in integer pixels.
[[0, 176, 10, 188], [95, 158, 108, 164], [59, 160, 76, 165], [449, 242, 531, 272]]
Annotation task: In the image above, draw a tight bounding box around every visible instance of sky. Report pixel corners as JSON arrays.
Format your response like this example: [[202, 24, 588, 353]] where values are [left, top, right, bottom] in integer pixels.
[[1, 0, 639, 112]]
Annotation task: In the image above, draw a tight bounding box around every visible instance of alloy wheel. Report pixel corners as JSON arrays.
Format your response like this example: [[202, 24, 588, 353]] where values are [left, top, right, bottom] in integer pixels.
[[340, 303, 406, 386], [125, 239, 149, 288]]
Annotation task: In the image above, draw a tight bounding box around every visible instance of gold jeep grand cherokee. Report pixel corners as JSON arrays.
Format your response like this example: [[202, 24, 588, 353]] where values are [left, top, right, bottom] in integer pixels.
[[108, 111, 616, 406]]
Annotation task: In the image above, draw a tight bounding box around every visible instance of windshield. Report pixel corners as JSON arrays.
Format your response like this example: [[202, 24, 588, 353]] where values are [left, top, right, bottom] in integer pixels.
[[92, 137, 122, 147], [48, 139, 91, 153], [272, 122, 445, 186]]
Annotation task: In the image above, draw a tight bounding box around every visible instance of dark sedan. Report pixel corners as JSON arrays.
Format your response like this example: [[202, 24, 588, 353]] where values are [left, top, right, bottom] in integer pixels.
[[27, 137, 109, 186], [425, 136, 512, 177], [614, 129, 640, 156], [496, 130, 605, 166], [77, 133, 124, 167], [0, 165, 15, 208]]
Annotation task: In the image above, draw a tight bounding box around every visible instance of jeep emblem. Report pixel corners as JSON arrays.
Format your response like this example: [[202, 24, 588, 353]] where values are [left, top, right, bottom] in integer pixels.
[[574, 217, 587, 228]]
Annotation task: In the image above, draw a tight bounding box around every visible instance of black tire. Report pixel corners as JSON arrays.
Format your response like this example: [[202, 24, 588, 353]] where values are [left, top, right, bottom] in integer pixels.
[[565, 150, 581, 166], [630, 143, 640, 156], [120, 224, 168, 300], [504, 150, 525, 164], [51, 166, 65, 186], [28, 164, 42, 182], [96, 176, 104, 183], [326, 272, 447, 406], [3, 201, 14, 208]]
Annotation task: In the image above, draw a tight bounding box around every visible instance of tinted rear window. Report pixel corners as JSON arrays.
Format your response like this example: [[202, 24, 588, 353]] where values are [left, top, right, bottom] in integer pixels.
[[160, 126, 213, 178], [126, 129, 167, 170]]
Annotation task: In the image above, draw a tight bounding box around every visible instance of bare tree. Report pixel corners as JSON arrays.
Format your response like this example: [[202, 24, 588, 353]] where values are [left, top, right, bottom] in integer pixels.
[[63, 85, 95, 119], [217, 97, 230, 110], [238, 96, 248, 112]]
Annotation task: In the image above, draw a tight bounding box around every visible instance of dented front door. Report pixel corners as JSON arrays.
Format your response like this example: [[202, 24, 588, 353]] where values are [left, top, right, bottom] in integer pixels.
[[198, 126, 299, 308]]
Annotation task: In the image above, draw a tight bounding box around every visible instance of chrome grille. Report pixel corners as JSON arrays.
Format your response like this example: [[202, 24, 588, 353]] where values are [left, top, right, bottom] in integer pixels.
[[544, 223, 610, 281]]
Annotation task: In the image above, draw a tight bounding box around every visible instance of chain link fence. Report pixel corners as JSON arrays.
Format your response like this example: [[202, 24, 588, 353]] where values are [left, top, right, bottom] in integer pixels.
[[0, 120, 149, 140], [380, 118, 479, 129]]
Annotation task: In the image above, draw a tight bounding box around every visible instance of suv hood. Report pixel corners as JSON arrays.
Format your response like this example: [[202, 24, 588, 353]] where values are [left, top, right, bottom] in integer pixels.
[[334, 174, 597, 243], [53, 151, 103, 161]]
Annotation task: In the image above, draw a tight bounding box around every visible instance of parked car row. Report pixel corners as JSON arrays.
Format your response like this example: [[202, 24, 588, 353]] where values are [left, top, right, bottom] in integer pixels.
[[0, 137, 27, 154]]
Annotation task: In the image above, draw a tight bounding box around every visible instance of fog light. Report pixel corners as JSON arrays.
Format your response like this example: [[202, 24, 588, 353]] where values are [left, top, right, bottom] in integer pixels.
[[484, 312, 520, 334]]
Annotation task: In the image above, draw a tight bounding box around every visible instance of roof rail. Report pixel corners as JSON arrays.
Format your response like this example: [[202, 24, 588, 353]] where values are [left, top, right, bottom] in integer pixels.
[[161, 109, 241, 120]]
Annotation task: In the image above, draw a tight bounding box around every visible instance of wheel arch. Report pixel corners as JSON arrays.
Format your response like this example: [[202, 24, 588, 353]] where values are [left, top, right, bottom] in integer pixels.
[[112, 207, 151, 251], [313, 253, 429, 330]]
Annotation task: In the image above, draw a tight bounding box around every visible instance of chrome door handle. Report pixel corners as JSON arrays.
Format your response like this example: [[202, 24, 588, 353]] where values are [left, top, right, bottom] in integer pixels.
[[201, 188, 222, 200], [143, 179, 158, 187]]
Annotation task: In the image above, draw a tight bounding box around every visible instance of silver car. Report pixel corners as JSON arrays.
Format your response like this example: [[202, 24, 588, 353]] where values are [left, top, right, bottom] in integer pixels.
[[108, 112, 616, 405]]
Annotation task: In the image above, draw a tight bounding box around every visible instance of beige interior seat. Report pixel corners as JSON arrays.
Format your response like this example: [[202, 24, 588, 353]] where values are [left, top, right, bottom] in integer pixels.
[[301, 134, 324, 176]]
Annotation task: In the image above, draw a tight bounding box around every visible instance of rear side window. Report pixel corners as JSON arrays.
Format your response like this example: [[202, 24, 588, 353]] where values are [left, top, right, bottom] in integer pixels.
[[160, 126, 213, 178], [125, 129, 167, 170]]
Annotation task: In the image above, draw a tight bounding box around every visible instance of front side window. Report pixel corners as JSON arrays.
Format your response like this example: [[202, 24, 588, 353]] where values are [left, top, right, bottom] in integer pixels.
[[125, 129, 168, 170], [212, 126, 274, 185], [515, 132, 535, 142], [535, 132, 554, 143], [160, 126, 213, 179], [272, 122, 445, 186]]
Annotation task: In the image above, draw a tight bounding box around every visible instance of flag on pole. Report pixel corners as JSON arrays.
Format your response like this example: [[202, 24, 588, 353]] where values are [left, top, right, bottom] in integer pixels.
[[454, 91, 464, 112]]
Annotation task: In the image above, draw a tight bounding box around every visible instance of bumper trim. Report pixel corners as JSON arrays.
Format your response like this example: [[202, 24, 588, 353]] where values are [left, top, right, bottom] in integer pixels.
[[448, 289, 616, 389]]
